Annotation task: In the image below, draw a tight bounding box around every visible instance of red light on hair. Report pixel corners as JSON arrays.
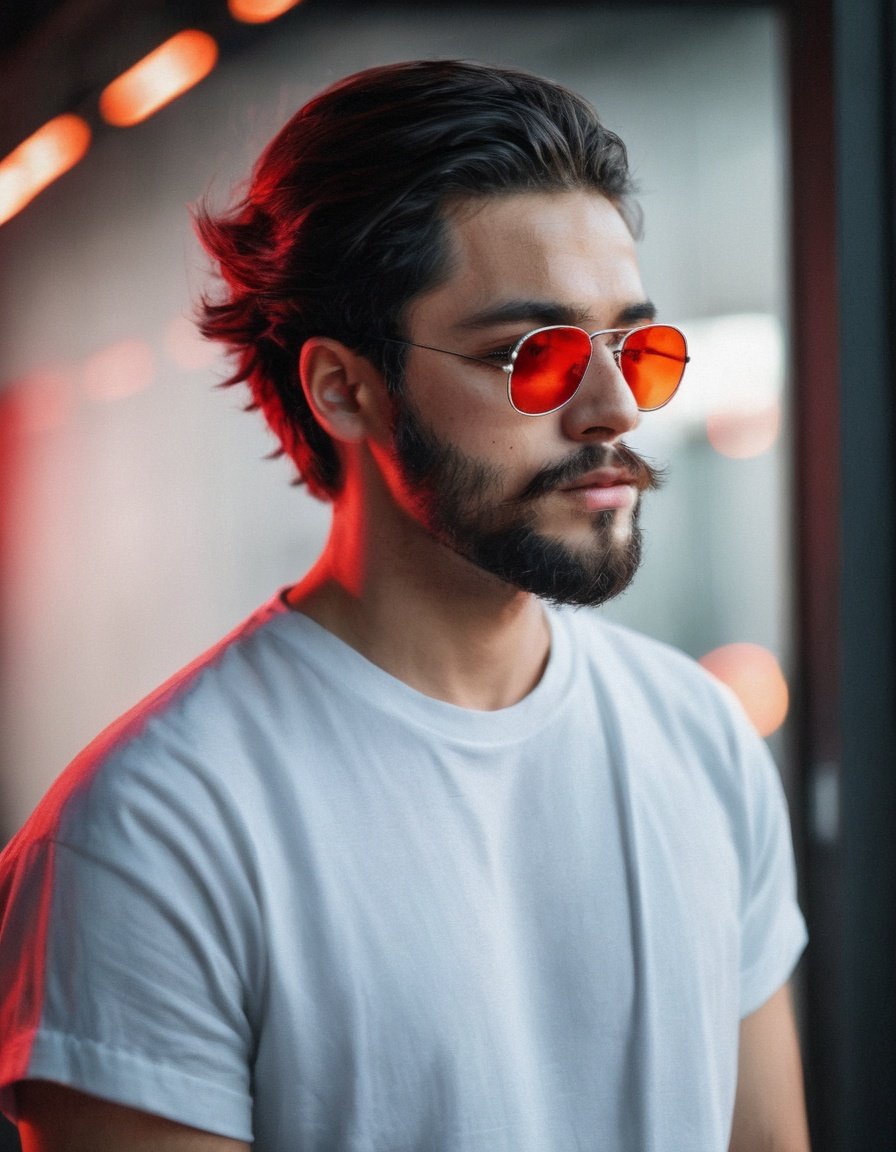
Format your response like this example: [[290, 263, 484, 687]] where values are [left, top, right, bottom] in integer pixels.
[[0, 115, 91, 226], [99, 30, 218, 128], [228, 0, 303, 23], [699, 642, 790, 737]]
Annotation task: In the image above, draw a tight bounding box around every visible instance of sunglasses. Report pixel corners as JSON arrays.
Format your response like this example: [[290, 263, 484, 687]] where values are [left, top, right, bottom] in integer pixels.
[[368, 323, 689, 416]]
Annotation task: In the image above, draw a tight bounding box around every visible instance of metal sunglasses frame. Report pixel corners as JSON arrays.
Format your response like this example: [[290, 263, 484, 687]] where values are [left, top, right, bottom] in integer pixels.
[[368, 323, 689, 415]]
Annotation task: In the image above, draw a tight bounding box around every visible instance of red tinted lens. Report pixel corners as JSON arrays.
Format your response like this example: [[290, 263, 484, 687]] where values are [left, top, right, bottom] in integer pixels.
[[618, 325, 687, 410], [509, 326, 593, 414]]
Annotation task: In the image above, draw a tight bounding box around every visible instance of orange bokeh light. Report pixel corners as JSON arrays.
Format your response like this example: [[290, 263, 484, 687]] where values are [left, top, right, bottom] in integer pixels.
[[699, 643, 790, 737], [0, 114, 91, 226], [99, 30, 218, 128], [17, 367, 76, 434], [228, 0, 303, 23], [706, 402, 782, 460], [81, 339, 156, 402]]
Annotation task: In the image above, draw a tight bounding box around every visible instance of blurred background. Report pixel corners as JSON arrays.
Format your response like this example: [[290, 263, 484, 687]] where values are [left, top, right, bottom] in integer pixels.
[[0, 1, 893, 1150]]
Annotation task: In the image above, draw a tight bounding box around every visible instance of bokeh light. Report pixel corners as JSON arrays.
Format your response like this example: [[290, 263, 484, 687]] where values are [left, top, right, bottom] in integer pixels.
[[699, 642, 790, 737], [15, 367, 76, 434], [99, 30, 218, 128], [228, 0, 304, 24], [0, 115, 91, 226], [706, 400, 782, 459], [81, 339, 156, 402]]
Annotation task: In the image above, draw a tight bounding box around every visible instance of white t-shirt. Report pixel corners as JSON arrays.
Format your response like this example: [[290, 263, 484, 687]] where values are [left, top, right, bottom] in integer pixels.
[[0, 595, 806, 1150]]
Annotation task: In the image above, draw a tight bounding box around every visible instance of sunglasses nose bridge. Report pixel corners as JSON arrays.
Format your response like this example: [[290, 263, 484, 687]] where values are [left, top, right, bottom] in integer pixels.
[[563, 335, 640, 433]]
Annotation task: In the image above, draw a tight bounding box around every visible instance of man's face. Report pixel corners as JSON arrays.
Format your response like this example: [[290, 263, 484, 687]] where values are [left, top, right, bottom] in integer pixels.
[[378, 189, 664, 608]]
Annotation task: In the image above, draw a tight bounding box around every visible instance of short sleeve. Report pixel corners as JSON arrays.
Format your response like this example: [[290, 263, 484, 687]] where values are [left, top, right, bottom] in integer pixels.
[[736, 721, 808, 1018], [0, 755, 260, 1141]]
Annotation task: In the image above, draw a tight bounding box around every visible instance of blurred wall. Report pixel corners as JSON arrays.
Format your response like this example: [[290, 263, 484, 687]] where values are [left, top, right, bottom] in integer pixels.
[[0, 5, 788, 834]]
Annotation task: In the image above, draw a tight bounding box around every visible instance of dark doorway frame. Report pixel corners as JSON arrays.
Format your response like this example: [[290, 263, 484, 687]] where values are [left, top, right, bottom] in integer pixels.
[[787, 0, 896, 1147]]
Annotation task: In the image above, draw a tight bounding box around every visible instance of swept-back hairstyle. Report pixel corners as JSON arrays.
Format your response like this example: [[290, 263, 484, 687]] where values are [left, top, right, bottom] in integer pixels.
[[195, 59, 639, 499]]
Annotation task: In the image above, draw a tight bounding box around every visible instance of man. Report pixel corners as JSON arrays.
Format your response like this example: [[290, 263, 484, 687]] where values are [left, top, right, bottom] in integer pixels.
[[0, 60, 809, 1151]]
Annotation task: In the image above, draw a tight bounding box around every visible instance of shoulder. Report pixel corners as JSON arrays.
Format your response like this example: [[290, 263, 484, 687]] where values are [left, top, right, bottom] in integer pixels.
[[550, 608, 784, 816], [0, 596, 290, 1138], [1, 594, 301, 865], [553, 607, 745, 729]]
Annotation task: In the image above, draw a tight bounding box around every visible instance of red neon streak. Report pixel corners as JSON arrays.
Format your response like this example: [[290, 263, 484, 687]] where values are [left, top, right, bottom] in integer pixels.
[[0, 601, 282, 1099], [14, 366, 75, 434], [0, 839, 57, 1092], [99, 30, 218, 128], [0, 387, 27, 590]]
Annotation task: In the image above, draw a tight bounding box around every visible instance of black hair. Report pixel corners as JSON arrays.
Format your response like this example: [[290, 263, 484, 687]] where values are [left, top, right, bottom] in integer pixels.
[[195, 59, 639, 499]]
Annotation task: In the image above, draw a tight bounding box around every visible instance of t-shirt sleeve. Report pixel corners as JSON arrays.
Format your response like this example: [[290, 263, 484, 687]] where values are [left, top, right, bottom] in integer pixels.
[[0, 759, 258, 1141], [734, 710, 808, 1018]]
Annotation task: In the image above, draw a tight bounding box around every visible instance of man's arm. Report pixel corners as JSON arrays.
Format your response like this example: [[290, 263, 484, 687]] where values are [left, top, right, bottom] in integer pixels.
[[728, 982, 811, 1152], [16, 1081, 251, 1152]]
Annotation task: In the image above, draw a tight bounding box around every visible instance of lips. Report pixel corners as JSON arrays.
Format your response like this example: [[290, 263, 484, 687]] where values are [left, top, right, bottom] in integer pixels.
[[558, 467, 639, 493], [516, 443, 661, 504], [554, 467, 640, 513]]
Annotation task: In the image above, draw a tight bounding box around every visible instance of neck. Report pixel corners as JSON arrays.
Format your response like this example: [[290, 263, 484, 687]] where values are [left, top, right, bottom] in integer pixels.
[[286, 467, 552, 711]]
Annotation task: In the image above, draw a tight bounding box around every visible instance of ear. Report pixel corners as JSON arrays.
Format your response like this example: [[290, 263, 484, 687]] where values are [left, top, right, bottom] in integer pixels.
[[298, 337, 385, 444]]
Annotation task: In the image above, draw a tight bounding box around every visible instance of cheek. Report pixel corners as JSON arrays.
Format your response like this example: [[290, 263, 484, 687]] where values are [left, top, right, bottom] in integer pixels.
[[406, 365, 559, 484], [442, 416, 537, 480], [409, 353, 506, 433], [454, 415, 549, 471], [420, 381, 525, 451]]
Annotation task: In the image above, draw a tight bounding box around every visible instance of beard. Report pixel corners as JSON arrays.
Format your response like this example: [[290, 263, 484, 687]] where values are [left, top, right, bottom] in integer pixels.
[[390, 396, 665, 608]]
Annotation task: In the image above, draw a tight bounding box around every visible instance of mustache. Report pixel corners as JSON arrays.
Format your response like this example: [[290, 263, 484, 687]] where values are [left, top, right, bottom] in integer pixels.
[[514, 442, 667, 503]]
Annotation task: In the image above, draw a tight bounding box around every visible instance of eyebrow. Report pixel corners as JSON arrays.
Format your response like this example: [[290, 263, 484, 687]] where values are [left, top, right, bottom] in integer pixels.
[[453, 297, 657, 332]]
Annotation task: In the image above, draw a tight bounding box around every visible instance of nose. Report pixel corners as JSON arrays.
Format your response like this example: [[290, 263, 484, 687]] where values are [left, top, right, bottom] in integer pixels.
[[559, 342, 640, 442]]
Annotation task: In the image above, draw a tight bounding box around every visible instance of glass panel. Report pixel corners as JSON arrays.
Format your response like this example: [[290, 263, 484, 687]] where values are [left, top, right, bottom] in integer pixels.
[[0, 8, 790, 828]]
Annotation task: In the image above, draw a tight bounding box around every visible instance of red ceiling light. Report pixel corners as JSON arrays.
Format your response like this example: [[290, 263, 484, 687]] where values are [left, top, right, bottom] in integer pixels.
[[228, 0, 303, 24], [99, 30, 218, 128], [0, 114, 91, 226]]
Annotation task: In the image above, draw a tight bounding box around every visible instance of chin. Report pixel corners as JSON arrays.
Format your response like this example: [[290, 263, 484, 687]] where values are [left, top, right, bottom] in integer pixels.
[[457, 511, 643, 610], [609, 509, 636, 545]]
